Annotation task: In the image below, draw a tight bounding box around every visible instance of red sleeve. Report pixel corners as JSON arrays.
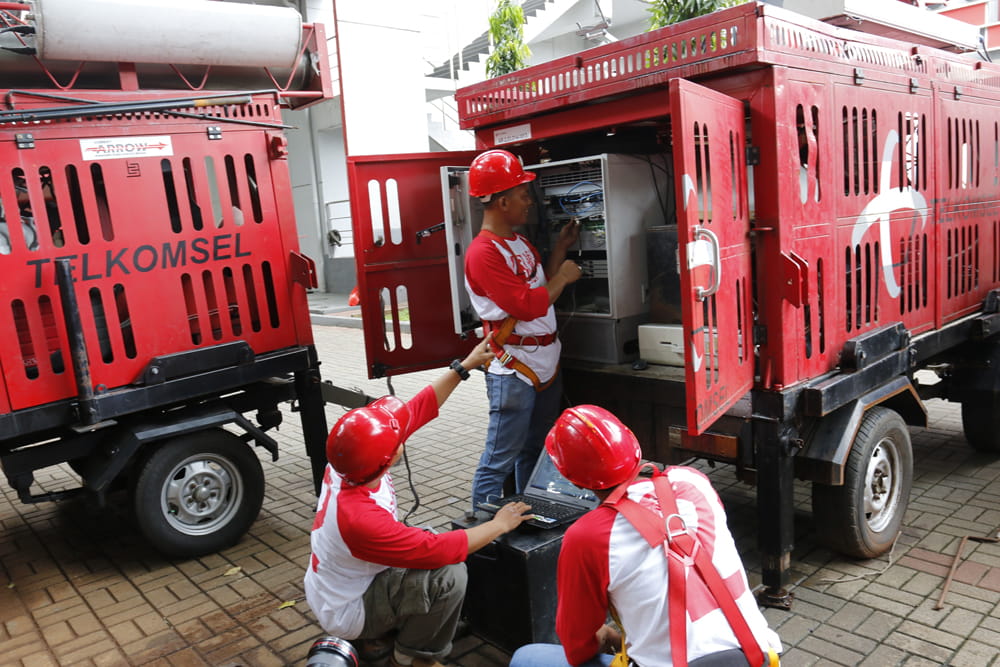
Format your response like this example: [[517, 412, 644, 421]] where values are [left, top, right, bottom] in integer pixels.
[[338, 486, 467, 569], [465, 235, 550, 322], [402, 385, 439, 440], [556, 509, 615, 666]]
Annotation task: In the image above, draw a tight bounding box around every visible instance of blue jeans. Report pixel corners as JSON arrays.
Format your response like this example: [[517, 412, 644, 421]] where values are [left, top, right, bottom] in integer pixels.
[[471, 370, 563, 509], [510, 644, 613, 667]]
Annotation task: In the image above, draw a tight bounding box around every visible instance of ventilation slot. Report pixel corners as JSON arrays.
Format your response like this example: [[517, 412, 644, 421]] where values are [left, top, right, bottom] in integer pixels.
[[946, 225, 979, 298], [845, 242, 879, 332], [12, 297, 64, 379], [898, 234, 928, 314], [949, 117, 980, 190], [842, 106, 878, 196]]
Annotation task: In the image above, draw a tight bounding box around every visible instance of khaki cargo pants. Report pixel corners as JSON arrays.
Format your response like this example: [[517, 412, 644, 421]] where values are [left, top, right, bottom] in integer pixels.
[[361, 562, 468, 662]]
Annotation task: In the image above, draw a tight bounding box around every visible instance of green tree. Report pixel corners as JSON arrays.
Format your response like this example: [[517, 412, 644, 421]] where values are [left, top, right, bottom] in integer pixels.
[[486, 0, 531, 78], [646, 0, 743, 30]]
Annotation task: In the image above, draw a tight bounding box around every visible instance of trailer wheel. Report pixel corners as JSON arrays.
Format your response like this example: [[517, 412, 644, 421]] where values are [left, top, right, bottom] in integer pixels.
[[960, 395, 1000, 452], [811, 407, 912, 559], [132, 429, 264, 558]]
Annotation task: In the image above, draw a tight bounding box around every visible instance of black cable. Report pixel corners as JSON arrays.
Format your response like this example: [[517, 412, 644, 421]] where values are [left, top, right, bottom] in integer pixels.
[[384, 375, 422, 527]]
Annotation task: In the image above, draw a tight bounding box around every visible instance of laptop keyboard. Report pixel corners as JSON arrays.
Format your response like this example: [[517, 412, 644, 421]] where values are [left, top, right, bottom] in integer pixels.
[[479, 495, 583, 525]]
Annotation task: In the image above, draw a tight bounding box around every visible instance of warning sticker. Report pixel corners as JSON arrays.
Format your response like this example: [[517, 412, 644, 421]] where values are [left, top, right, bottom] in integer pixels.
[[80, 135, 174, 161]]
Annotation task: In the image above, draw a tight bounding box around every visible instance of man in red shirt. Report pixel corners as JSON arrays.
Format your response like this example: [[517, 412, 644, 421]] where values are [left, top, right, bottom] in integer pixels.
[[463, 149, 581, 509], [511, 405, 782, 667], [304, 338, 534, 667]]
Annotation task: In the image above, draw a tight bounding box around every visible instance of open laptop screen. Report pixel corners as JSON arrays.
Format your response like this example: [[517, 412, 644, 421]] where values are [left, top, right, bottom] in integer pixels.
[[526, 453, 598, 505]]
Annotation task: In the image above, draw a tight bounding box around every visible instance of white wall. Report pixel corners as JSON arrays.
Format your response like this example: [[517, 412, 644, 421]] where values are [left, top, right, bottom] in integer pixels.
[[335, 2, 428, 155]]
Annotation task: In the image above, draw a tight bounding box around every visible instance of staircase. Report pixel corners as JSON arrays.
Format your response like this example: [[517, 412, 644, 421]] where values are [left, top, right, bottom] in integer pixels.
[[428, 0, 556, 80]]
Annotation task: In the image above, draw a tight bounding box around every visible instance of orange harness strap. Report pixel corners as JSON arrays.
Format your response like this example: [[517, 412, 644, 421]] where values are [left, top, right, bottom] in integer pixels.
[[485, 317, 557, 392]]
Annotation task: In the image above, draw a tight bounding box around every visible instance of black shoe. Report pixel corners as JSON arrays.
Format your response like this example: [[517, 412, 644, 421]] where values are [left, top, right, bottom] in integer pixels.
[[357, 638, 392, 662]]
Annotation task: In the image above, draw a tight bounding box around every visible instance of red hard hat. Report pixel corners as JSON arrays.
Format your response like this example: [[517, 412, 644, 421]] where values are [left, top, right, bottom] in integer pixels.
[[468, 149, 536, 197], [545, 405, 641, 490], [326, 395, 411, 485]]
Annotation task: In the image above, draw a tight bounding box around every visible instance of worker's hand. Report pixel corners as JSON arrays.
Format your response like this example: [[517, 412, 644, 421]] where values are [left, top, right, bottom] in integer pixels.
[[556, 219, 581, 250], [557, 259, 582, 285], [462, 336, 494, 371], [491, 501, 533, 532], [596, 623, 623, 653]]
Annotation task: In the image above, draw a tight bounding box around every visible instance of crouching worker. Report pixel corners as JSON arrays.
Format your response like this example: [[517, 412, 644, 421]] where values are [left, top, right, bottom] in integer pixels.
[[305, 338, 534, 667], [511, 406, 782, 667]]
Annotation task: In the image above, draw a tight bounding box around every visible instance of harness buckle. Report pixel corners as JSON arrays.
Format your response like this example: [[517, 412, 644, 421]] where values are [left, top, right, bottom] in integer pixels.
[[664, 513, 688, 541]]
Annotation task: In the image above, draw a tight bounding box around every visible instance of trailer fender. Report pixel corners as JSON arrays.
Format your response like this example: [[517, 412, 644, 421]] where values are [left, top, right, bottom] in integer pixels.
[[796, 375, 925, 485], [80, 407, 278, 500]]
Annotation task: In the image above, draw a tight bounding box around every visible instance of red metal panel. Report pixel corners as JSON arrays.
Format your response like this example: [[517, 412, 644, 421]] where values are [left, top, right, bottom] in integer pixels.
[[347, 151, 481, 378], [0, 95, 311, 412], [935, 95, 1000, 324], [669, 78, 753, 435]]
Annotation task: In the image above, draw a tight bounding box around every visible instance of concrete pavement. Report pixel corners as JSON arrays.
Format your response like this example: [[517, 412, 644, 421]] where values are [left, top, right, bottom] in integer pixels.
[[1, 301, 999, 665]]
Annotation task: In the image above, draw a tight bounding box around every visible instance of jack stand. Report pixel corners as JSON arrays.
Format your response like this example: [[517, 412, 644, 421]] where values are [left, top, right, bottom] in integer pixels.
[[756, 587, 794, 610]]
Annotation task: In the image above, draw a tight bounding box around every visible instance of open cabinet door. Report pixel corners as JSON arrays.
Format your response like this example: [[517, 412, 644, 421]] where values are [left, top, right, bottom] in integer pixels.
[[669, 78, 754, 435], [348, 151, 481, 378]]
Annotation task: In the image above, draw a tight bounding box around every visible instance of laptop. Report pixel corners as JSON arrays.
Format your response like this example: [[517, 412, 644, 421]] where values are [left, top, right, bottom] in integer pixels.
[[476, 451, 599, 529]]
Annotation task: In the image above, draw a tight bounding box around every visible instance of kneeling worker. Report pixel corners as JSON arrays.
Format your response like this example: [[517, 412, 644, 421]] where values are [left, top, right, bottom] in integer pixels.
[[512, 405, 782, 667], [305, 338, 534, 667]]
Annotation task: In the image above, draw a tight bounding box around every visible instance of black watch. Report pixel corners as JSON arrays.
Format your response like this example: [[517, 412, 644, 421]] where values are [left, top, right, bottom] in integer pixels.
[[450, 359, 470, 381]]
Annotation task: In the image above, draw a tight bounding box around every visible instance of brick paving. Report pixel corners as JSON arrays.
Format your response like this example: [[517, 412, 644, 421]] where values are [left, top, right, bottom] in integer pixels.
[[1, 302, 999, 666]]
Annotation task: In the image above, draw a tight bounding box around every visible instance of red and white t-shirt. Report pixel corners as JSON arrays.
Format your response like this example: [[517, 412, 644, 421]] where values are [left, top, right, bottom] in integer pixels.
[[303, 386, 468, 638], [555, 467, 782, 666], [464, 230, 561, 385]]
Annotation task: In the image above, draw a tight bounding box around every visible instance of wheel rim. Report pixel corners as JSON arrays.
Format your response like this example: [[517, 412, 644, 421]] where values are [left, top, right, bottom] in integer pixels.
[[864, 434, 902, 534], [160, 454, 243, 536]]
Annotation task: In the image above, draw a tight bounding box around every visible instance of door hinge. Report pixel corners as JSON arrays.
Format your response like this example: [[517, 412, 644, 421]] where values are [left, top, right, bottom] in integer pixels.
[[15, 133, 34, 149], [745, 145, 760, 166]]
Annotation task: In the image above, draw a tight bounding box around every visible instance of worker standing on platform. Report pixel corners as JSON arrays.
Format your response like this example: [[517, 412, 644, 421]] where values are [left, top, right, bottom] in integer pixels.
[[304, 338, 534, 667], [463, 149, 581, 510], [511, 405, 782, 667]]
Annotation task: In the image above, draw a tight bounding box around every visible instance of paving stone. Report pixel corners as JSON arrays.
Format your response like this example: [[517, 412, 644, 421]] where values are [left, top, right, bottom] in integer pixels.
[[858, 644, 907, 667], [824, 600, 872, 632], [949, 639, 1000, 667]]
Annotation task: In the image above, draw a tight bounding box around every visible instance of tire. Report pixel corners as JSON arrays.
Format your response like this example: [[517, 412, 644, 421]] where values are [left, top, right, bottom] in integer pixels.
[[960, 394, 1000, 452], [811, 407, 913, 559], [131, 429, 264, 558]]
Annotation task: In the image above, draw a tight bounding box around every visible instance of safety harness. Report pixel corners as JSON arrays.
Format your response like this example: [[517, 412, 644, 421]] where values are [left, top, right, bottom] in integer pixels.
[[602, 466, 779, 667], [480, 230, 559, 392], [484, 316, 558, 392]]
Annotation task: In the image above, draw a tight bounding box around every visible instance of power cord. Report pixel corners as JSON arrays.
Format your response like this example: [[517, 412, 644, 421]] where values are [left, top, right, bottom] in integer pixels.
[[385, 374, 422, 526]]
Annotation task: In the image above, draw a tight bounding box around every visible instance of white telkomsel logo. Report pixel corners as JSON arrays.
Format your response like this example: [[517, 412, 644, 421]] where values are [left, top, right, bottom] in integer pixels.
[[850, 127, 927, 299]]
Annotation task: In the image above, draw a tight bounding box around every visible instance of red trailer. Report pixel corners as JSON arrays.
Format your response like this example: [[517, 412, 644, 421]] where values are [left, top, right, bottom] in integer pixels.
[[346, 2, 1000, 604], [0, 1, 336, 557]]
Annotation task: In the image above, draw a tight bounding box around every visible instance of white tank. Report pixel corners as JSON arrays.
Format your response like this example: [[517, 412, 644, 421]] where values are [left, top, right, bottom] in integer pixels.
[[32, 0, 303, 69]]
